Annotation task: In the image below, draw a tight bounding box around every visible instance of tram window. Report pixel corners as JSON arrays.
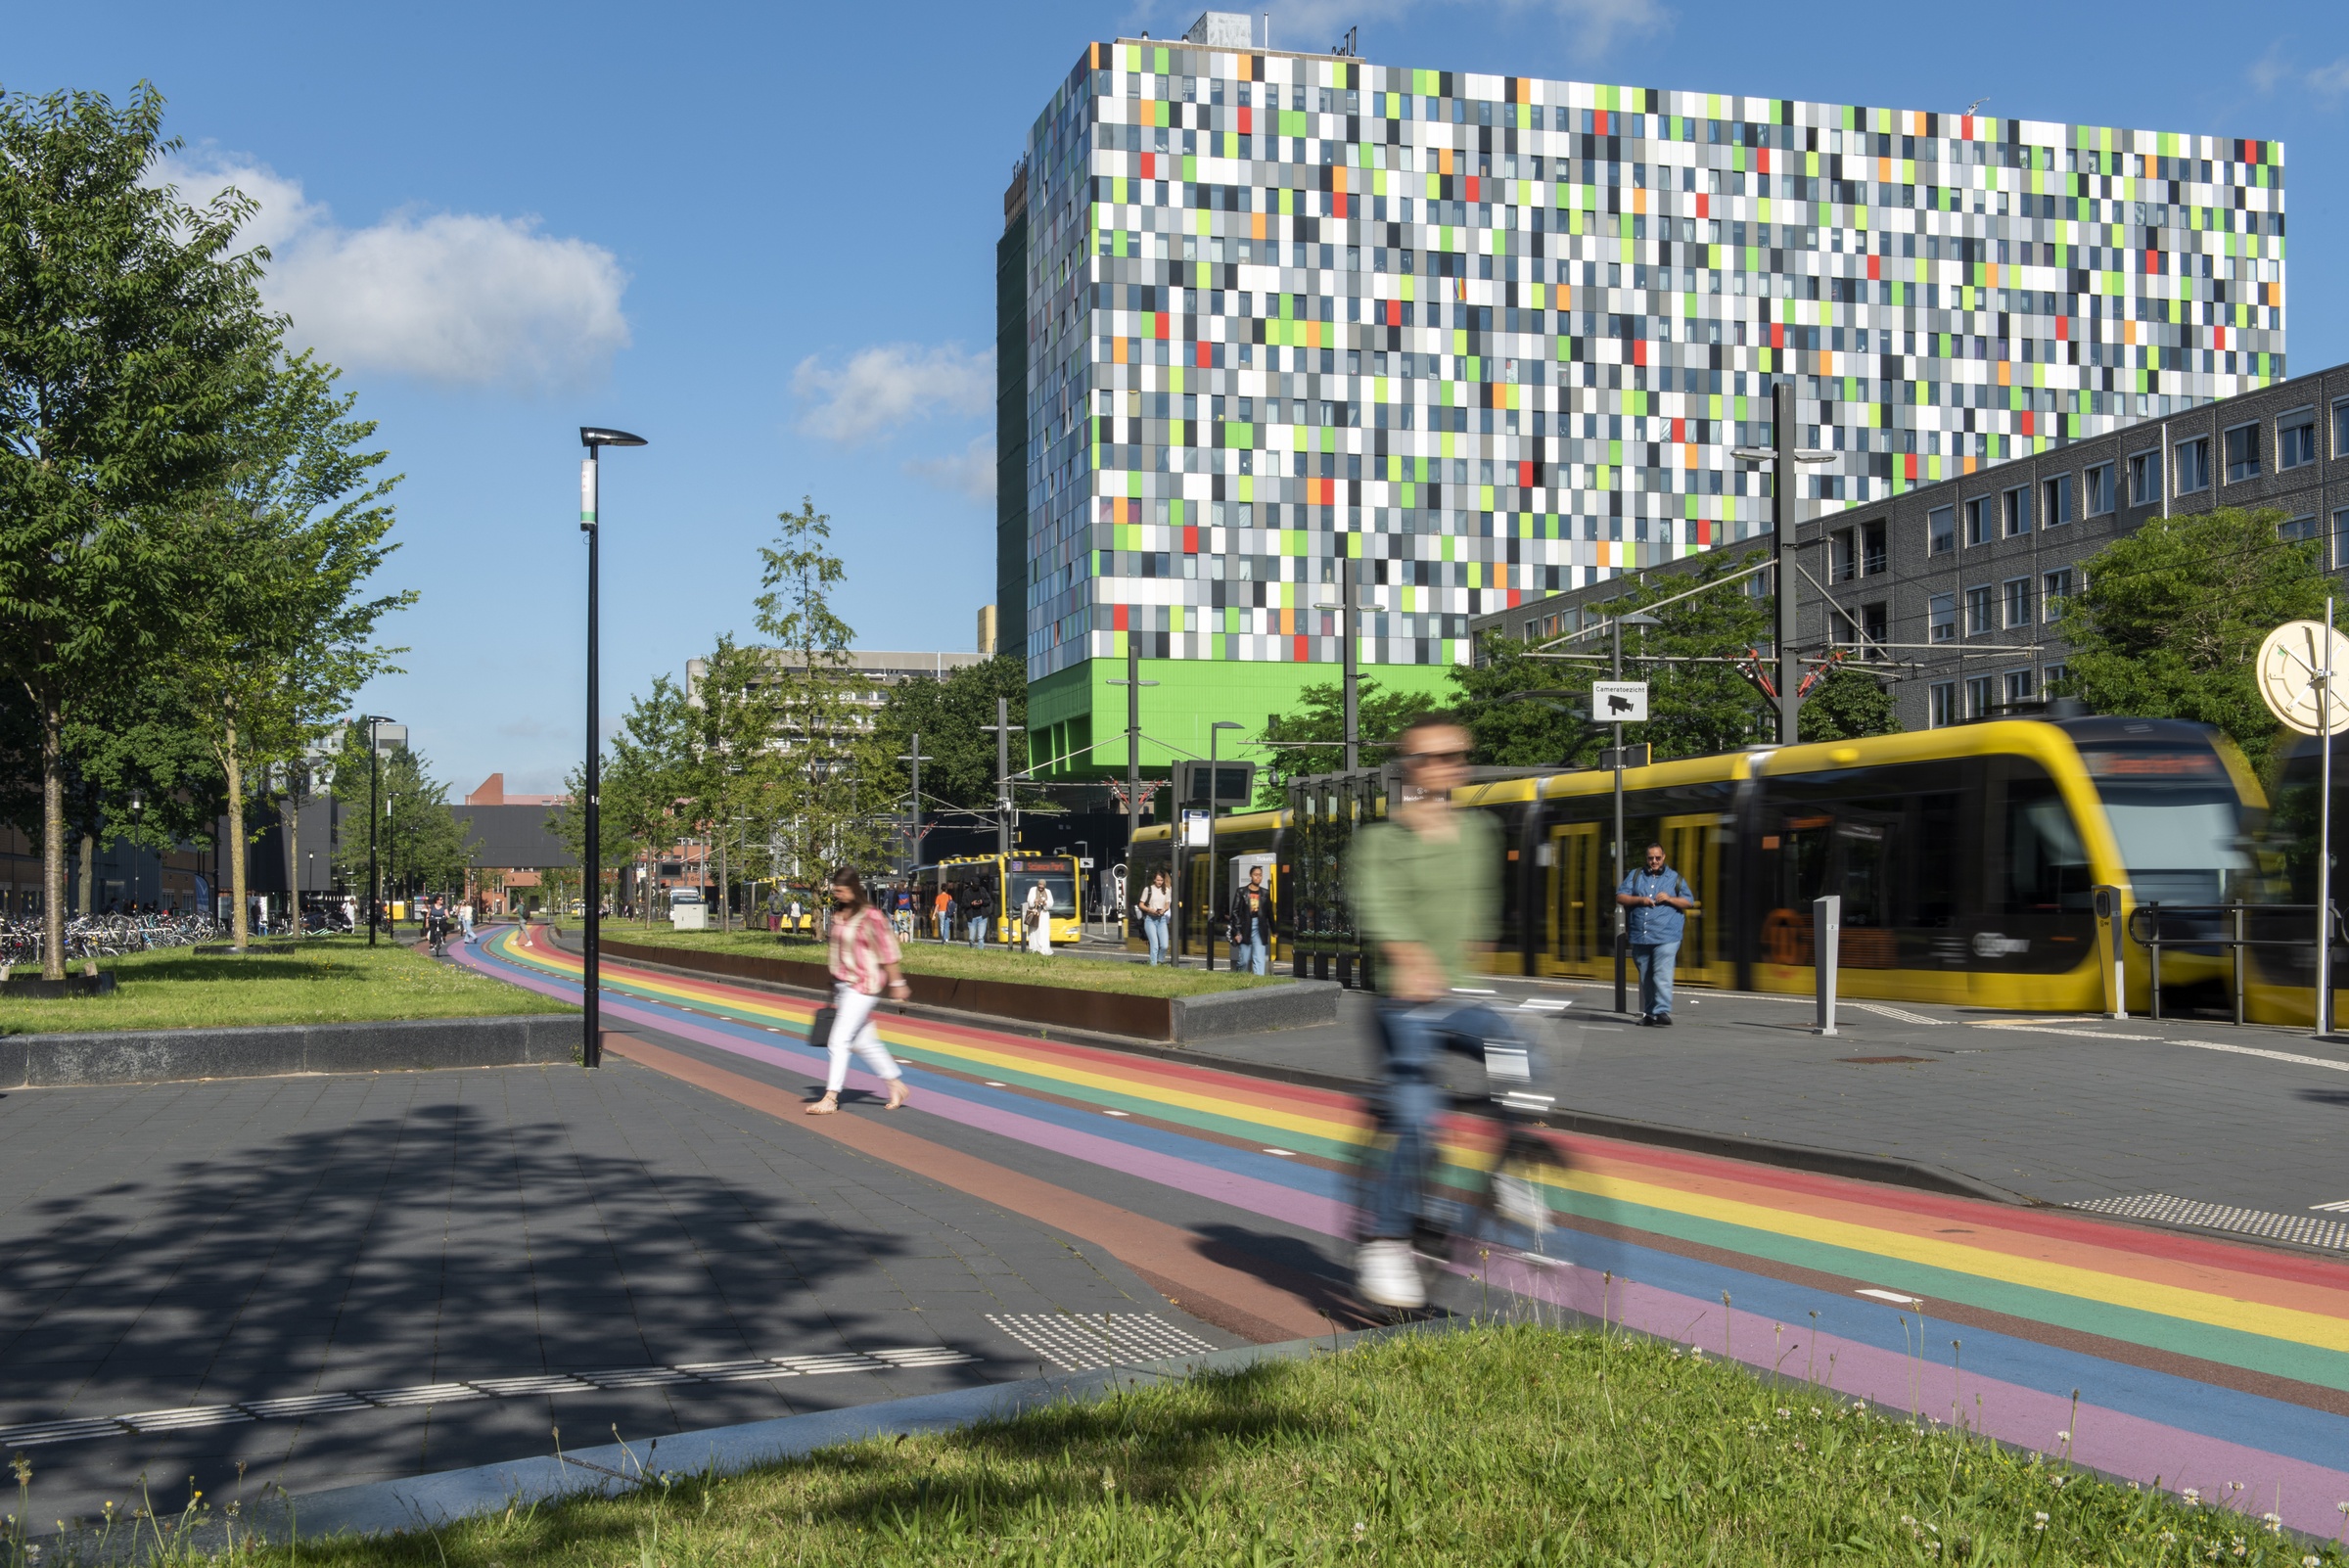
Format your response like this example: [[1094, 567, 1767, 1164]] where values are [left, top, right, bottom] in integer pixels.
[[2004, 780, 2089, 912]]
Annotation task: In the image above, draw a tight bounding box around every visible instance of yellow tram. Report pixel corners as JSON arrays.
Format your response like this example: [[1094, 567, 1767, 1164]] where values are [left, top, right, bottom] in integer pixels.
[[1128, 715, 2271, 1013], [910, 854, 1083, 946]]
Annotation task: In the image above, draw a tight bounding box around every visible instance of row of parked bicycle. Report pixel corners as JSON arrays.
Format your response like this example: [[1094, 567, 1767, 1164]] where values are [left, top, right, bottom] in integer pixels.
[[0, 912, 225, 968]]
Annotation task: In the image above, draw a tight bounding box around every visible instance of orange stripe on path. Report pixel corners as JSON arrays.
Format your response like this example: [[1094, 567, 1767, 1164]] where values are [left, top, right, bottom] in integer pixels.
[[603, 1033, 1354, 1345]]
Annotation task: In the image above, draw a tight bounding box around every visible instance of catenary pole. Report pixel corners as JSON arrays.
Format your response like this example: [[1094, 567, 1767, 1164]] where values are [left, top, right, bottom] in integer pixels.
[[1773, 378, 1801, 745], [1612, 617, 1627, 1014], [2323, 597, 2336, 1037]]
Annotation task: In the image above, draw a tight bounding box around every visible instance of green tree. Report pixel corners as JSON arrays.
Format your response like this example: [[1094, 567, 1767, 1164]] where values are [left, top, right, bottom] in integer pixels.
[[0, 85, 279, 974], [866, 656, 1037, 855], [326, 732, 476, 918], [170, 352, 409, 948], [2054, 507, 2326, 771], [1257, 676, 1433, 800], [753, 498, 892, 881], [684, 635, 785, 930], [1797, 662, 1900, 743], [1449, 555, 1775, 768]]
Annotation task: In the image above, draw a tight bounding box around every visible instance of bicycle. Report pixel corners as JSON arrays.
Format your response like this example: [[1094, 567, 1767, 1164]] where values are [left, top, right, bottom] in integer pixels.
[[1352, 991, 1578, 1309]]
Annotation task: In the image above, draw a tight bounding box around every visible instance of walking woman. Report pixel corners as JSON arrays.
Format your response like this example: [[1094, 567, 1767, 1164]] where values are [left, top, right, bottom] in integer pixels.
[[1138, 870, 1173, 965], [806, 866, 911, 1116], [1022, 879, 1054, 955]]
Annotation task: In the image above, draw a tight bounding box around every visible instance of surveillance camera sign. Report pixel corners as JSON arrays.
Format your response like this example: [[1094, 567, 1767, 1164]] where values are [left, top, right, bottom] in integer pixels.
[[1592, 682, 1649, 723]]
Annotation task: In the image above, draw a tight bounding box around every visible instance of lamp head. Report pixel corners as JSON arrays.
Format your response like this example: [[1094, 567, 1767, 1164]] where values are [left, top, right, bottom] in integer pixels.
[[579, 428, 648, 449], [1212, 720, 1245, 731], [1620, 612, 1664, 628]]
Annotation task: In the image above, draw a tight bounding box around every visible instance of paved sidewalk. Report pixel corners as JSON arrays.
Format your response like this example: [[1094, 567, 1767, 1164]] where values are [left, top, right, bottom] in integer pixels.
[[1173, 977, 2349, 1220], [0, 1060, 1237, 1527]]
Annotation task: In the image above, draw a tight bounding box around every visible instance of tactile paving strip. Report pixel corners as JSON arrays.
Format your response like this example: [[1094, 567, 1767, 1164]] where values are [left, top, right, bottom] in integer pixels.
[[0, 1344, 981, 1450], [987, 1313, 1217, 1371], [2066, 1192, 2349, 1251]]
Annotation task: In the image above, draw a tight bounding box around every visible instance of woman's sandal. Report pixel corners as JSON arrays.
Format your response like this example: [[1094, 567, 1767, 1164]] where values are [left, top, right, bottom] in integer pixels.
[[804, 1094, 839, 1116]]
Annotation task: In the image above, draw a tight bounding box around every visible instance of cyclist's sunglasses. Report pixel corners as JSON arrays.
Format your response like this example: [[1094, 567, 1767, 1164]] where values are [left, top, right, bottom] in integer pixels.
[[1402, 749, 1470, 765]]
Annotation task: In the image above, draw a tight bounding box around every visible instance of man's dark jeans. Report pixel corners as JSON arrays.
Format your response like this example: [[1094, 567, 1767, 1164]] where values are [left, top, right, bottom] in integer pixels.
[[1362, 994, 1545, 1240]]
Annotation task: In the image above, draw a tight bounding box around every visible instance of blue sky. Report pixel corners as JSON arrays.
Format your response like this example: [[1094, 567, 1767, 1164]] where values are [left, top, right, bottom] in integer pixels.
[[14, 0, 2345, 793]]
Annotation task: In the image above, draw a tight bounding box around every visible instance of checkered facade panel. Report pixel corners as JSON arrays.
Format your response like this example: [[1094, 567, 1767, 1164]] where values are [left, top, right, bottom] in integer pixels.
[[1015, 42, 2285, 681]]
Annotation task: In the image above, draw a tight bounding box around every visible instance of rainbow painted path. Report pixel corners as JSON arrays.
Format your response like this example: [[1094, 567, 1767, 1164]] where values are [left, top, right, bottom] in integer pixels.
[[462, 926, 2349, 1537]]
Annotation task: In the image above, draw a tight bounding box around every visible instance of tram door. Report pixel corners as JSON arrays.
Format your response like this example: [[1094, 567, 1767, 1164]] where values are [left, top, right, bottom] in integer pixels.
[[1660, 814, 1728, 989], [1544, 822, 1605, 978]]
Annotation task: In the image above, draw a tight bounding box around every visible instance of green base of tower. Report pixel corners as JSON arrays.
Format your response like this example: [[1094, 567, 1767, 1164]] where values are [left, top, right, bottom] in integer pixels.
[[1025, 658, 1457, 779]]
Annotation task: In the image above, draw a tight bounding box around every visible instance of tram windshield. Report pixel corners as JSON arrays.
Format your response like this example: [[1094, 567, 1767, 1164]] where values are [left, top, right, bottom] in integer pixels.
[[1005, 857, 1077, 917], [2074, 737, 2250, 905]]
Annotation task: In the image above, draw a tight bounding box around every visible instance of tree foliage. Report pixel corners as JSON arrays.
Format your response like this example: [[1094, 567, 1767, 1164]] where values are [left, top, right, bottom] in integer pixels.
[[1797, 662, 1900, 743], [867, 655, 1033, 817], [325, 730, 476, 904], [0, 84, 281, 972], [1255, 676, 1432, 801], [2053, 507, 2326, 770]]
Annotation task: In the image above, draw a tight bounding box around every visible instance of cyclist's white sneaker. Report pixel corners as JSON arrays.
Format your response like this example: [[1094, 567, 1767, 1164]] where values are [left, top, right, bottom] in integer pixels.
[[1493, 1173, 1548, 1235], [1356, 1240, 1425, 1309]]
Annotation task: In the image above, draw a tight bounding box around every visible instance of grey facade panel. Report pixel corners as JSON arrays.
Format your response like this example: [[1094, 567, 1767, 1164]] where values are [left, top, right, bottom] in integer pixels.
[[463, 805, 575, 869], [1472, 361, 2349, 733]]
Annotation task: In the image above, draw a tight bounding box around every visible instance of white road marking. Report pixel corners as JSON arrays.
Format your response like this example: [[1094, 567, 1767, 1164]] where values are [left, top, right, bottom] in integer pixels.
[[1844, 1001, 1948, 1026], [1856, 1288, 1923, 1307], [2169, 1038, 2349, 1073], [2310, 1199, 2349, 1214]]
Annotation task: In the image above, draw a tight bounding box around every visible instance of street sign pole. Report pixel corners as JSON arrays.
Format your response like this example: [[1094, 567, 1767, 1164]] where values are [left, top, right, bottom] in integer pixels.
[[1612, 618, 1628, 1014]]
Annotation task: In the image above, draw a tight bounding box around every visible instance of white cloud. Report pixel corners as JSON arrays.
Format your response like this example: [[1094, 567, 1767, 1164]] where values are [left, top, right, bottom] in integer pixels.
[[790, 343, 993, 443], [905, 434, 997, 502], [159, 156, 630, 392], [2309, 54, 2349, 102]]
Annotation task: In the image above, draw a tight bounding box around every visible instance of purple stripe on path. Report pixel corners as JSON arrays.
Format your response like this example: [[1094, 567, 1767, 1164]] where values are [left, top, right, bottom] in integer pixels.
[[1464, 1248, 2349, 1539]]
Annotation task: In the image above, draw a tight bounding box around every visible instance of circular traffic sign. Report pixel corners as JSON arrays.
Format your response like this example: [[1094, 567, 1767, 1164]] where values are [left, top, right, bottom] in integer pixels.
[[2255, 620, 2349, 736]]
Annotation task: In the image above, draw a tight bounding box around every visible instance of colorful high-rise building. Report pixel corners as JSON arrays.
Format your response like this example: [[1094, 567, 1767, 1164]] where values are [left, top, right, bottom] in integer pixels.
[[1000, 15, 2286, 779]]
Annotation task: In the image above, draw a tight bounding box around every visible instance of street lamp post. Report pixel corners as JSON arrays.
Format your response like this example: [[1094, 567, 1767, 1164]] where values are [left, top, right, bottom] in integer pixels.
[[579, 426, 648, 1070], [385, 791, 399, 942], [982, 698, 1024, 866], [1107, 646, 1159, 940], [898, 732, 932, 878], [1732, 381, 1834, 744], [1205, 721, 1244, 970], [1315, 565, 1362, 772], [1608, 612, 1662, 1015], [361, 715, 395, 945]]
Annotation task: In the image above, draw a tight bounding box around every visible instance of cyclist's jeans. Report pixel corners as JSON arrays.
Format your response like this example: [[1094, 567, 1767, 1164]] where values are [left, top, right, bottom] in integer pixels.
[[1363, 996, 1545, 1241]]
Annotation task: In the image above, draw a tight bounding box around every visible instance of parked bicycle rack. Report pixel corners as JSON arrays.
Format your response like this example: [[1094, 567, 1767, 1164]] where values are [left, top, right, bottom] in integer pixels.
[[2126, 901, 2338, 1024]]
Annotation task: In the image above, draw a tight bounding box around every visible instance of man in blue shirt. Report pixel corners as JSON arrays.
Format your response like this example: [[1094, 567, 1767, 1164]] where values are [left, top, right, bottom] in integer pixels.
[[1616, 842, 1696, 1026]]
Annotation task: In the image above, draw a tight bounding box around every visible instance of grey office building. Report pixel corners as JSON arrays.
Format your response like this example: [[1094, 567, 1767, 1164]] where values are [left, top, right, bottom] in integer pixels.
[[1472, 363, 2349, 729]]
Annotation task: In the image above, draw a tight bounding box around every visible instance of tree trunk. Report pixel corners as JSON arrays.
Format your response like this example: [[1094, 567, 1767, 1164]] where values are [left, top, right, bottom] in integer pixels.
[[40, 697, 66, 981], [717, 833, 730, 934], [78, 832, 96, 916], [224, 713, 249, 952]]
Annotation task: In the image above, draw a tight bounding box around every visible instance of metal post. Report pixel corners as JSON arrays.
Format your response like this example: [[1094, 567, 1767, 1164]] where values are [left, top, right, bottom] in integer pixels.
[[1612, 615, 1628, 1014], [366, 719, 380, 946], [2233, 902, 2245, 1027], [1107, 644, 1158, 942], [2148, 902, 2162, 1021], [1773, 380, 1802, 745], [2321, 595, 2336, 1038], [2092, 885, 2126, 1020], [1812, 894, 1840, 1036], [581, 447, 602, 1068], [1207, 729, 1221, 972], [1341, 563, 1359, 774], [995, 695, 1013, 859]]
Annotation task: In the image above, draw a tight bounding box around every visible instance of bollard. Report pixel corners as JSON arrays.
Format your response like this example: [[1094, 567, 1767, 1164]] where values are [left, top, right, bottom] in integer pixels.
[[2091, 886, 2126, 1020], [1812, 895, 1840, 1037]]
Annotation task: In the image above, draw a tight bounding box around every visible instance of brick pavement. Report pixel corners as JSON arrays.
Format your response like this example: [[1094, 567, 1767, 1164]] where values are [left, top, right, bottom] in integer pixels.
[[0, 1059, 1237, 1526]]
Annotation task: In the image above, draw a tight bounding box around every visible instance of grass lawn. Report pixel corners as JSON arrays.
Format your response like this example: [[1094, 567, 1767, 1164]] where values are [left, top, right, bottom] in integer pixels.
[[0, 938, 574, 1036], [62, 1324, 2326, 1565], [602, 922, 1286, 998]]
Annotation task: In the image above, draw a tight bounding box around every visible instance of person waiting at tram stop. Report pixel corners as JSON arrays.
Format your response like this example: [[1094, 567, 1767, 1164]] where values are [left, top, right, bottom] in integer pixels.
[[1227, 864, 1273, 976], [1616, 841, 1696, 1026]]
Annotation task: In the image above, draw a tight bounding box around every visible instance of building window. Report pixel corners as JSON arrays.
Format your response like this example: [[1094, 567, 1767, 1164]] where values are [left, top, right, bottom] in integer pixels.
[[2084, 462, 2114, 517], [2128, 450, 2158, 505], [1862, 601, 1888, 655], [2002, 485, 2030, 536], [2175, 437, 2210, 494], [1928, 505, 1956, 555], [2043, 568, 2072, 622], [2280, 514, 2320, 543], [2044, 663, 2069, 694], [2004, 669, 2036, 708], [1929, 592, 1957, 643], [1965, 675, 1996, 719], [2337, 508, 2349, 570], [1830, 529, 1857, 583], [1929, 681, 1958, 728], [1964, 496, 1990, 546], [2334, 398, 2349, 460], [2003, 576, 2034, 628], [1964, 584, 1995, 636], [2041, 475, 2073, 528], [2223, 422, 2261, 484], [2279, 408, 2317, 471], [1861, 520, 1887, 576]]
